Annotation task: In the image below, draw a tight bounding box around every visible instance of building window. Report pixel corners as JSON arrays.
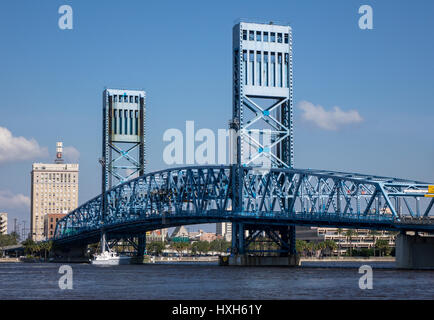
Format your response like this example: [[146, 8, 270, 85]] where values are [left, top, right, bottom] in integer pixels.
[[285, 53, 289, 87], [135, 111, 139, 135], [278, 53, 282, 87], [284, 33, 289, 44], [243, 50, 248, 85], [270, 32, 275, 42], [256, 51, 262, 86], [256, 31, 261, 41], [113, 109, 117, 134], [277, 33, 282, 43], [263, 32, 268, 42], [249, 51, 255, 85], [124, 110, 128, 134], [271, 52, 276, 87], [135, 96, 138, 103], [119, 109, 122, 134], [130, 110, 133, 135], [113, 95, 117, 102], [249, 30, 254, 41], [129, 96, 133, 103], [242, 30, 247, 40]]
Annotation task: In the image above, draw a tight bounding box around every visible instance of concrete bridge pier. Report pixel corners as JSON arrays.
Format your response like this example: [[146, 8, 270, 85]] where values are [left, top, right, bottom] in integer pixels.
[[396, 232, 434, 269], [223, 254, 300, 267], [131, 234, 147, 264], [224, 223, 300, 267]]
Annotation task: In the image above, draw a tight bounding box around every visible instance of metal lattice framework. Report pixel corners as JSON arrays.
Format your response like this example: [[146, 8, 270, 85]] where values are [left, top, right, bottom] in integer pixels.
[[54, 165, 434, 245]]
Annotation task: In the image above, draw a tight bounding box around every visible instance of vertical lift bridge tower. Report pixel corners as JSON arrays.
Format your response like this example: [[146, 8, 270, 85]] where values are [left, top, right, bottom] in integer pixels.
[[101, 88, 146, 255], [231, 20, 297, 264]]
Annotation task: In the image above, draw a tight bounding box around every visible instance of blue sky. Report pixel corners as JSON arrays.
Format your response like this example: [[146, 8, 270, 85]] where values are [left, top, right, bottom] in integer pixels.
[[0, 0, 433, 233]]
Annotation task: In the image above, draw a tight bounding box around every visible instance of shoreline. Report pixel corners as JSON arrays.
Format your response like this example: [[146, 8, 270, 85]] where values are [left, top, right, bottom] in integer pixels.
[[0, 256, 396, 263], [300, 257, 395, 262]]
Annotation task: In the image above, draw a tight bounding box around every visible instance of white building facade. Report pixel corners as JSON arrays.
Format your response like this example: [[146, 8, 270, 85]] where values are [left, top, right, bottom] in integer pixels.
[[0, 212, 7, 235]]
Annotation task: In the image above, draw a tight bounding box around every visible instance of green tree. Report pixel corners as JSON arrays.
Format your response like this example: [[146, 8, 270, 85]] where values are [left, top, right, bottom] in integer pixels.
[[146, 241, 165, 256], [22, 239, 36, 256], [324, 240, 337, 257], [306, 242, 315, 257], [170, 241, 190, 257], [369, 230, 380, 256], [0, 232, 20, 247], [375, 239, 391, 256], [39, 241, 53, 261], [191, 241, 210, 255], [345, 229, 356, 256], [296, 240, 307, 256], [316, 242, 327, 257], [336, 228, 343, 257], [209, 239, 230, 253]]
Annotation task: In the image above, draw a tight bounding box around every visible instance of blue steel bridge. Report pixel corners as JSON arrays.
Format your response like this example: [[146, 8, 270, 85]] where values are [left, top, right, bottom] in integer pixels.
[[52, 21, 434, 261], [53, 165, 434, 249]]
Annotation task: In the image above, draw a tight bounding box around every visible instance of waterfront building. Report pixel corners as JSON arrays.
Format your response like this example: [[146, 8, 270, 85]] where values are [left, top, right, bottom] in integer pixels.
[[0, 212, 7, 235], [188, 229, 222, 242], [44, 213, 66, 239], [146, 229, 168, 242], [30, 142, 79, 241], [296, 226, 396, 254], [216, 222, 232, 242], [170, 226, 189, 242]]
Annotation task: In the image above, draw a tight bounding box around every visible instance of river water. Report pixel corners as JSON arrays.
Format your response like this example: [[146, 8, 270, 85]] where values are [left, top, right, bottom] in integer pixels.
[[0, 261, 432, 299]]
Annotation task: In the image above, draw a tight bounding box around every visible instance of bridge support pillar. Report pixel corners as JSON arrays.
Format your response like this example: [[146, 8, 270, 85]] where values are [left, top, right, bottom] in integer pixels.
[[226, 224, 300, 267], [231, 223, 245, 255], [223, 254, 300, 267], [131, 234, 147, 264], [137, 234, 146, 258], [396, 233, 434, 270]]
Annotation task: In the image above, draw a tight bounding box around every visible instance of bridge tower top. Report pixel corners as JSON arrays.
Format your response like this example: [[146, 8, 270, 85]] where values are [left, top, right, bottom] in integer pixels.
[[232, 21, 294, 168], [102, 88, 146, 192]]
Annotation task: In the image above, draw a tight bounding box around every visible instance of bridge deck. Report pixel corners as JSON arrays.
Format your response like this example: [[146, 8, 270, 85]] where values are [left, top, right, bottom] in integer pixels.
[[53, 166, 434, 245]]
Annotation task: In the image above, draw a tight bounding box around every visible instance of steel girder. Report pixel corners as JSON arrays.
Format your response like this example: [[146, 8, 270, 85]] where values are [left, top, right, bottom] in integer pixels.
[[53, 165, 434, 245]]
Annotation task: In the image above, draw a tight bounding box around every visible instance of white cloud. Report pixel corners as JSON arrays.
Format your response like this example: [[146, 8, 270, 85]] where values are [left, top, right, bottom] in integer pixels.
[[0, 127, 48, 164], [63, 146, 80, 163], [298, 101, 363, 131], [0, 190, 30, 209]]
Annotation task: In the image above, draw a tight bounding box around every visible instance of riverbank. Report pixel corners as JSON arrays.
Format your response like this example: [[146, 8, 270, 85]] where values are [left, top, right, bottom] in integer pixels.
[[1, 255, 395, 263], [300, 256, 395, 262], [148, 256, 219, 263], [148, 256, 395, 263], [0, 257, 20, 263]]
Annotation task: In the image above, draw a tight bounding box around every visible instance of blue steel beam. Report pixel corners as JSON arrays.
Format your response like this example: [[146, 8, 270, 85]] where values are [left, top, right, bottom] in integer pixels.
[[53, 166, 434, 245]]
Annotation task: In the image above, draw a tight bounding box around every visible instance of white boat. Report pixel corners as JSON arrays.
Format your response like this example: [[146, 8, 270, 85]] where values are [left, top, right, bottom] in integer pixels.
[[91, 250, 131, 265]]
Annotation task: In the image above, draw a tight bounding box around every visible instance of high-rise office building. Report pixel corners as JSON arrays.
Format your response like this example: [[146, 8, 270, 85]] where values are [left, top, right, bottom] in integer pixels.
[[0, 212, 7, 235], [216, 222, 232, 242], [30, 142, 79, 241]]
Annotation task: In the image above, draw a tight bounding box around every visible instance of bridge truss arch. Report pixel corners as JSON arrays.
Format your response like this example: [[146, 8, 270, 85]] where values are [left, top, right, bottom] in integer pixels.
[[54, 165, 434, 246]]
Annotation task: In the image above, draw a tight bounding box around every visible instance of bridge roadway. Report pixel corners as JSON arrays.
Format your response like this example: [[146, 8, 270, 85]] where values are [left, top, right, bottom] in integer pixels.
[[53, 165, 434, 246]]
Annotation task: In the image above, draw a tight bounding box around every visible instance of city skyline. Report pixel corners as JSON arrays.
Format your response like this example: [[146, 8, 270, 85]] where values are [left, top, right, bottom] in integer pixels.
[[1, 0, 434, 230]]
